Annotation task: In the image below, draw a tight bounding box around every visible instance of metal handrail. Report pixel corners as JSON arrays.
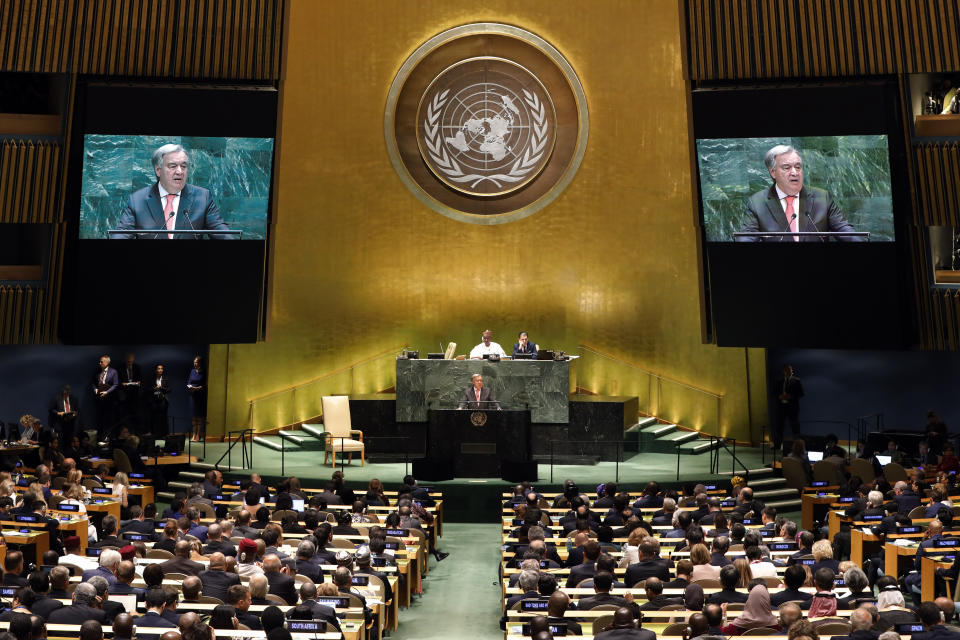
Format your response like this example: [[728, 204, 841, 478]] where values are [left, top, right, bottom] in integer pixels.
[[215, 429, 253, 471]]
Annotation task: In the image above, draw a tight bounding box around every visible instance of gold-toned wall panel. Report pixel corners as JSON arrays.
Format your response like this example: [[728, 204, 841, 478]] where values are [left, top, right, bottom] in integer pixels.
[[687, 0, 960, 80], [0, 0, 282, 79], [208, 0, 768, 442]]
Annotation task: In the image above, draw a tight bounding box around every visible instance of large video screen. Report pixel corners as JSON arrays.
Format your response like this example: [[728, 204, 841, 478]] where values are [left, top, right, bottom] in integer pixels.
[[61, 83, 277, 344], [692, 81, 910, 348], [80, 135, 272, 240], [697, 135, 895, 243]]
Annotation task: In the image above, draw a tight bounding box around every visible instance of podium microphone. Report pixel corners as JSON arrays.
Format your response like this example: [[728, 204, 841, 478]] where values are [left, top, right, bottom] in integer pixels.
[[805, 212, 825, 242], [782, 212, 797, 242]]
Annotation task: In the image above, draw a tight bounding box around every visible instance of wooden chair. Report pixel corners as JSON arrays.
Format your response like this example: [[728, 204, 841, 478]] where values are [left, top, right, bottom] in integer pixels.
[[272, 509, 298, 521], [907, 505, 928, 519], [265, 594, 289, 605], [849, 458, 876, 483], [693, 578, 723, 588], [760, 576, 783, 588], [146, 549, 174, 559], [780, 457, 809, 491], [742, 627, 777, 636], [164, 572, 189, 581], [592, 615, 615, 635], [726, 603, 746, 611], [663, 623, 689, 636], [197, 595, 224, 605], [815, 621, 852, 635], [320, 396, 365, 467], [813, 460, 844, 484], [59, 562, 84, 576], [883, 462, 909, 484], [82, 479, 101, 491], [194, 503, 216, 519]]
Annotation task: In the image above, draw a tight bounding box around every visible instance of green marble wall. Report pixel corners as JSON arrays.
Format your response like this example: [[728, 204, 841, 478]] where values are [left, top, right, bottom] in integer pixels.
[[80, 135, 273, 239], [697, 135, 895, 242]]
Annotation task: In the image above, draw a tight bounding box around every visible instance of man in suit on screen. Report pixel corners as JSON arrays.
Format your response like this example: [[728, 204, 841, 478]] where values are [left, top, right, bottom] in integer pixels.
[[738, 144, 863, 242], [113, 144, 236, 239], [458, 373, 500, 410]]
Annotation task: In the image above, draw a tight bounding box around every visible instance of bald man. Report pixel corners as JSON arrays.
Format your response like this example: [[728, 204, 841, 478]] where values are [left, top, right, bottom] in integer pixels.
[[158, 540, 203, 576], [262, 554, 297, 605], [198, 552, 241, 602], [547, 591, 583, 636], [112, 614, 134, 640], [595, 607, 655, 639]]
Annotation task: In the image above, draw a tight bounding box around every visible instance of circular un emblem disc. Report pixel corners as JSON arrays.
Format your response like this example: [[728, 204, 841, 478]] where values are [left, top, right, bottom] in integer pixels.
[[416, 57, 557, 197], [470, 411, 488, 426], [386, 23, 589, 225]]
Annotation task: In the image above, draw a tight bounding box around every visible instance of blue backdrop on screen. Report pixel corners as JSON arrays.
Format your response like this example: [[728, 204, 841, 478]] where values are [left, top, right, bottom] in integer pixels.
[[79, 135, 272, 239], [0, 344, 206, 435], [697, 135, 895, 242]]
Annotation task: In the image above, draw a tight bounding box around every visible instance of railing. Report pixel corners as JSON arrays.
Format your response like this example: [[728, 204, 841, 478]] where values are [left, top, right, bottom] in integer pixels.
[[576, 344, 724, 437], [215, 429, 254, 471], [763, 419, 855, 464], [857, 413, 884, 443], [246, 345, 407, 432]]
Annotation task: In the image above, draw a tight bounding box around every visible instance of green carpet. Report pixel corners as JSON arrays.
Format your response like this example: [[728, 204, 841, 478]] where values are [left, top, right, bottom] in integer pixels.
[[391, 523, 503, 640]]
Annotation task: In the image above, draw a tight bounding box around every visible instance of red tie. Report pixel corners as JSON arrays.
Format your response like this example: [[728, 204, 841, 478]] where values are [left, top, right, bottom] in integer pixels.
[[164, 194, 176, 239], [475, 388, 480, 403], [785, 195, 798, 242], [64, 397, 70, 412]]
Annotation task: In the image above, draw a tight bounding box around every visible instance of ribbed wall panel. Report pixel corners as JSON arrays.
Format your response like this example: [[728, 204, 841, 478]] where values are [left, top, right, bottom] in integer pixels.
[[0, 140, 60, 223], [687, 0, 960, 80], [0, 0, 282, 79]]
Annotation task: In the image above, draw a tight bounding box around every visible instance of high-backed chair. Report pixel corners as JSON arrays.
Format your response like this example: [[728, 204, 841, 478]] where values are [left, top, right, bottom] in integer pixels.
[[883, 462, 909, 484], [780, 457, 808, 490], [813, 460, 844, 484], [112, 449, 133, 474], [849, 458, 876, 484], [320, 396, 365, 467]]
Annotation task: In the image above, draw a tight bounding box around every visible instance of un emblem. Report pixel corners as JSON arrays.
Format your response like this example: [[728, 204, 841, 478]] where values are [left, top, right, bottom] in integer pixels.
[[418, 58, 556, 196], [386, 23, 588, 224], [470, 411, 488, 427]]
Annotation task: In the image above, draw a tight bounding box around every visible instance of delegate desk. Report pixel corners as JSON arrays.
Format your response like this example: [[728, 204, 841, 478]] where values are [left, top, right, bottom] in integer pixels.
[[426, 408, 530, 477], [395, 357, 570, 423]]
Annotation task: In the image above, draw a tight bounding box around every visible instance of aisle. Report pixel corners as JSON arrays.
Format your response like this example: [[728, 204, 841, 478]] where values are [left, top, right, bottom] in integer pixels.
[[392, 523, 504, 640]]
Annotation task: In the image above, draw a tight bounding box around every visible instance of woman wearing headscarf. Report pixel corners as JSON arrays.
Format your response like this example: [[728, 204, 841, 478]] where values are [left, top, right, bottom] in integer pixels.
[[684, 583, 705, 612], [721, 584, 779, 635]]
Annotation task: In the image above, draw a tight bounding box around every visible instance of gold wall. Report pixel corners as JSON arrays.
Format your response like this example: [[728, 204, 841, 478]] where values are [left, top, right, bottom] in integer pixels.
[[207, 0, 769, 442]]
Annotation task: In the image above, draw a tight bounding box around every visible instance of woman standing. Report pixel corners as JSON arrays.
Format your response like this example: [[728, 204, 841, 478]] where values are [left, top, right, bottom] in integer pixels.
[[186, 356, 207, 442], [149, 364, 171, 439], [112, 471, 131, 519]]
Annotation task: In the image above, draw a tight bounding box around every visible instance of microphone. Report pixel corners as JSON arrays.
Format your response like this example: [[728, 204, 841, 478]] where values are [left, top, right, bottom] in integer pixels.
[[805, 211, 825, 242], [181, 207, 197, 237], [781, 212, 797, 242]]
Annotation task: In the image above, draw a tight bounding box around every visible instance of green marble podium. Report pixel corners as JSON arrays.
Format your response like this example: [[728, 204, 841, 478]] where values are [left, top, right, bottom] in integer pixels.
[[395, 358, 569, 424]]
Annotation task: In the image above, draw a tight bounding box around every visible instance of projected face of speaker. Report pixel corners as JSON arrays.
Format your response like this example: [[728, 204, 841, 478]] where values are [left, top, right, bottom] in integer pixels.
[[155, 150, 189, 193], [769, 150, 804, 196]]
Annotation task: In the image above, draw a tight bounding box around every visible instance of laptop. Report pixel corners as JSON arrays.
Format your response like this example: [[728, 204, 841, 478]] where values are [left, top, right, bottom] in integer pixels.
[[291, 498, 305, 512], [536, 349, 555, 361], [875, 454, 892, 465], [112, 594, 138, 615], [806, 451, 824, 462]]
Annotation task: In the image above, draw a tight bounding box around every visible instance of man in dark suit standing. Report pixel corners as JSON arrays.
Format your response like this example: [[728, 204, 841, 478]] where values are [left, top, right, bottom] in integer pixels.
[[771, 364, 804, 452], [113, 144, 235, 240], [118, 353, 142, 432], [92, 355, 119, 439], [458, 373, 500, 410], [738, 144, 861, 243], [198, 553, 241, 603], [49, 384, 80, 441]]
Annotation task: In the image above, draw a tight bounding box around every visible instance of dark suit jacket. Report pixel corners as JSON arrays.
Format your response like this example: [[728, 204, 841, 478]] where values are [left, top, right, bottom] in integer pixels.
[[202, 539, 237, 557], [134, 611, 177, 640], [578, 592, 641, 617], [293, 599, 341, 632], [828, 630, 881, 640], [28, 595, 63, 619], [595, 629, 657, 640], [48, 604, 108, 624], [770, 587, 813, 607], [93, 367, 119, 396], [458, 385, 499, 410], [895, 491, 923, 514], [295, 558, 323, 583], [81, 566, 117, 585], [114, 183, 235, 239], [265, 571, 298, 605], [705, 588, 749, 605], [121, 519, 156, 537], [1, 574, 27, 587], [512, 342, 537, 357], [110, 582, 146, 598], [566, 563, 597, 588], [739, 185, 862, 242], [624, 560, 670, 586], [94, 535, 123, 549], [158, 556, 204, 576], [236, 609, 262, 630], [102, 598, 125, 623], [639, 594, 683, 611], [198, 569, 241, 602]]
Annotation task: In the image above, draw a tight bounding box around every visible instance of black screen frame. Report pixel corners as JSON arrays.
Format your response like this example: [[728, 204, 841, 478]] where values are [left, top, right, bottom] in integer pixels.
[[61, 80, 278, 344], [691, 79, 913, 348]]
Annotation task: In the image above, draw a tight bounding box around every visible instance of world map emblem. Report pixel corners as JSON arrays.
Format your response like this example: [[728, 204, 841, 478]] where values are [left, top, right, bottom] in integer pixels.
[[385, 23, 589, 224], [417, 58, 557, 197]]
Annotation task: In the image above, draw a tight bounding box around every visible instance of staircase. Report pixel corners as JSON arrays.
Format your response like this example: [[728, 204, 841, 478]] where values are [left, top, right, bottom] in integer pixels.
[[717, 466, 801, 512], [252, 423, 326, 453], [624, 416, 721, 456]]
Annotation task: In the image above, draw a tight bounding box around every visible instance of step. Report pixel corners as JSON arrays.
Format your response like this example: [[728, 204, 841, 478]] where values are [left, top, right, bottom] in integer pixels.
[[301, 423, 326, 440], [157, 491, 176, 502], [679, 439, 721, 455], [719, 466, 775, 477], [749, 477, 787, 488], [766, 498, 802, 511], [656, 431, 699, 445], [640, 423, 676, 437], [179, 471, 206, 480], [278, 429, 325, 449], [253, 435, 285, 451], [753, 488, 798, 500], [168, 481, 192, 491], [627, 417, 658, 432]]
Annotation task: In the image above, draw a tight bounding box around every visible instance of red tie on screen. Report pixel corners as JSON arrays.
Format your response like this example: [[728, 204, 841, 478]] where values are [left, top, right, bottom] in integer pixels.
[[164, 194, 176, 239], [785, 195, 798, 242], [475, 388, 481, 404], [64, 397, 70, 413]]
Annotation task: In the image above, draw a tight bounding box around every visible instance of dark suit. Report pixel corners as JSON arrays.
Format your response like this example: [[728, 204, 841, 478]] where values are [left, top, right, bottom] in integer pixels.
[[265, 571, 298, 605], [28, 595, 63, 619], [624, 560, 670, 587], [93, 366, 120, 437], [458, 385, 499, 410], [566, 563, 597, 588], [202, 539, 237, 557], [114, 183, 235, 239], [48, 604, 108, 624], [198, 569, 241, 602], [121, 519, 156, 538], [295, 558, 323, 583], [595, 629, 656, 640], [770, 587, 813, 607], [81, 566, 117, 585], [292, 599, 341, 633], [639, 594, 683, 611], [894, 490, 922, 514], [148, 375, 171, 437], [133, 611, 177, 640], [773, 372, 804, 448], [739, 185, 861, 243], [102, 598, 125, 623], [110, 582, 146, 598], [578, 592, 641, 617], [158, 556, 204, 576], [705, 588, 749, 605], [906, 628, 960, 640], [1, 574, 27, 587], [512, 342, 537, 357], [49, 393, 80, 439], [828, 632, 880, 640], [236, 609, 262, 630], [94, 535, 123, 549]]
